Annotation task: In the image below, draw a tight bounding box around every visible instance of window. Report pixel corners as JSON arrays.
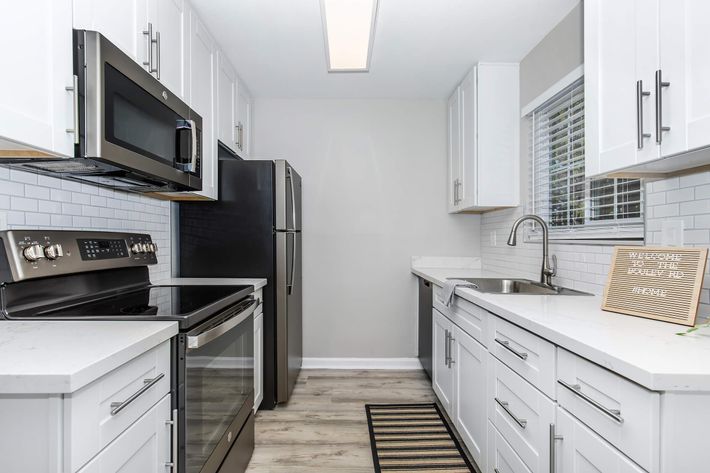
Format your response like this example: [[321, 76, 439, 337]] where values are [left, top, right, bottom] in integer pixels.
[[529, 78, 644, 241]]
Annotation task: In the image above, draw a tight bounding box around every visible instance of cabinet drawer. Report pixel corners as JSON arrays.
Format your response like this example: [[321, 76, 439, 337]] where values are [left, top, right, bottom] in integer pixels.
[[433, 287, 488, 346], [487, 316, 556, 398], [556, 407, 646, 473], [65, 340, 172, 472], [77, 393, 173, 473], [488, 355, 555, 473], [487, 420, 532, 473], [556, 349, 659, 472]]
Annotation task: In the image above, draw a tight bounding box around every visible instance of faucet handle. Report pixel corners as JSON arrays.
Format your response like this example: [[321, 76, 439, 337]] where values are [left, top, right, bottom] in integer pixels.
[[551, 254, 558, 277]]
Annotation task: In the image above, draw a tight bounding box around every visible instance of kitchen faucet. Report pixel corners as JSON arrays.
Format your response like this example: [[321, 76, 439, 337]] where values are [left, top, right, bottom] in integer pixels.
[[506, 214, 557, 286]]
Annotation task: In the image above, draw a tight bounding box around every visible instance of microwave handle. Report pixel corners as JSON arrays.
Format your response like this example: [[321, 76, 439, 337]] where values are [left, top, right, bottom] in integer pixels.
[[186, 298, 257, 350], [188, 119, 197, 173]]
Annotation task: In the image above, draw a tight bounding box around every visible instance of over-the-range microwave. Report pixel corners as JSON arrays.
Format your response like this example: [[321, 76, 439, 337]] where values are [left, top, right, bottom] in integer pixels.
[[1, 30, 202, 194]]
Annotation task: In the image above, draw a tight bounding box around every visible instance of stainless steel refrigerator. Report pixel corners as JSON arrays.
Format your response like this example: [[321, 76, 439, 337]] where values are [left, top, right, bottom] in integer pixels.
[[176, 158, 302, 409]]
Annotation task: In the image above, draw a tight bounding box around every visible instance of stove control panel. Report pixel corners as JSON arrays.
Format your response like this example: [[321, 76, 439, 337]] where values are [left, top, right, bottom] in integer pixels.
[[0, 230, 158, 283]]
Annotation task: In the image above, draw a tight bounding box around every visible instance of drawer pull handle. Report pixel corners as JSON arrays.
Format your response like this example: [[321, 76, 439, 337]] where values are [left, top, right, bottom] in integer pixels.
[[549, 423, 563, 473], [494, 338, 528, 360], [558, 380, 624, 424], [494, 397, 527, 429], [110, 373, 165, 416]]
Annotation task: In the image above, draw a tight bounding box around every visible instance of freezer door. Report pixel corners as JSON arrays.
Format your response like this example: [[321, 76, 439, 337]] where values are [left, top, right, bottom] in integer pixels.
[[275, 160, 302, 231], [275, 231, 302, 403]]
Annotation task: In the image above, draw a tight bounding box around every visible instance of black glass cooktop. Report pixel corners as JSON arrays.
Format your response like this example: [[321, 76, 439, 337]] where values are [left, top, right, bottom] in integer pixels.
[[29, 285, 253, 327]]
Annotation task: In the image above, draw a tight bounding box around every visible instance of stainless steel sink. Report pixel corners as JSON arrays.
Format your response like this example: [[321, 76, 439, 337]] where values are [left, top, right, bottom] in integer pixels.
[[448, 278, 592, 296]]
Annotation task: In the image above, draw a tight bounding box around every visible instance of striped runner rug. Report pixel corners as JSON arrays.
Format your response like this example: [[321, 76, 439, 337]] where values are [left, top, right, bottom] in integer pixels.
[[365, 403, 474, 472]]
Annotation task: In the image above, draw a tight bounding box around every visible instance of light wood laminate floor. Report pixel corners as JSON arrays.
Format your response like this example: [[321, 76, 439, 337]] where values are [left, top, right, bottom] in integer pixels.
[[245, 369, 435, 473]]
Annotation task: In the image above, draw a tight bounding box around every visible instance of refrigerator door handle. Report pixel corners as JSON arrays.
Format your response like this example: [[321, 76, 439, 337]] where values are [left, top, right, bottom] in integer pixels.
[[287, 232, 296, 295], [286, 166, 298, 231]]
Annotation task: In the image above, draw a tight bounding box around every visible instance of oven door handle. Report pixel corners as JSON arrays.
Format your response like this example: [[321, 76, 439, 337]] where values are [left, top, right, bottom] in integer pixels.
[[187, 298, 257, 350]]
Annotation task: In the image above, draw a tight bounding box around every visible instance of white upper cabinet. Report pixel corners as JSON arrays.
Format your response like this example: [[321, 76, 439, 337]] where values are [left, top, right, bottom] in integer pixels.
[[73, 0, 150, 66], [659, 0, 710, 154], [217, 51, 238, 153], [75, 0, 188, 101], [448, 86, 463, 213], [188, 8, 217, 200], [586, 0, 710, 177], [447, 64, 519, 213], [149, 0, 188, 100], [0, 0, 75, 156], [584, 0, 659, 177], [236, 79, 253, 158]]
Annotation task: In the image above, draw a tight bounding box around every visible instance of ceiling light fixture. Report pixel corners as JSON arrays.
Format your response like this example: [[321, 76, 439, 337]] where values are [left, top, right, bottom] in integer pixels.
[[320, 0, 378, 73]]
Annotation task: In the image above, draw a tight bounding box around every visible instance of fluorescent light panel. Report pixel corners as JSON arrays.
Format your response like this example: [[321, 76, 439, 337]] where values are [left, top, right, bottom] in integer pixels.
[[321, 0, 378, 72]]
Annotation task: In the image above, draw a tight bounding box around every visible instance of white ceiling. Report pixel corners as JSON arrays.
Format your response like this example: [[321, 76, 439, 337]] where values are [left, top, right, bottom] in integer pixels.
[[190, 0, 579, 99]]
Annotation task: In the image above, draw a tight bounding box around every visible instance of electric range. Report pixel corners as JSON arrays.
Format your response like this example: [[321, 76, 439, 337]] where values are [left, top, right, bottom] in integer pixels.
[[0, 229, 257, 473]]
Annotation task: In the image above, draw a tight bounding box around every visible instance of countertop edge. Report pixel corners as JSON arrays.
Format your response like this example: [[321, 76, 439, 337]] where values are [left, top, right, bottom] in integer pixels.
[[412, 267, 710, 392], [0, 322, 179, 395]]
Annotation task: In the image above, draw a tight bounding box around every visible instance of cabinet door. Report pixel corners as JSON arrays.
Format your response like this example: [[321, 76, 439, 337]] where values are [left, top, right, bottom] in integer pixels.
[[236, 78, 253, 158], [453, 326, 487, 471], [150, 0, 188, 100], [0, 0, 75, 156], [432, 309, 454, 416], [217, 52, 238, 152], [584, 0, 659, 177], [447, 87, 462, 212], [73, 0, 149, 66], [189, 9, 217, 200], [556, 408, 646, 473], [254, 311, 264, 412], [76, 394, 172, 473], [660, 0, 710, 154], [459, 69, 476, 208]]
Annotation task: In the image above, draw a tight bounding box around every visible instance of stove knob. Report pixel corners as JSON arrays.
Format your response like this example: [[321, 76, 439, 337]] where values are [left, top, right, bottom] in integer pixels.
[[22, 244, 44, 262], [131, 243, 143, 254], [147, 242, 157, 253], [44, 243, 64, 260], [140, 243, 150, 253]]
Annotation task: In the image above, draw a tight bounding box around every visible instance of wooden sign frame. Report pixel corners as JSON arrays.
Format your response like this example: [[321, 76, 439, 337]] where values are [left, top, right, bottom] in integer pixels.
[[602, 246, 708, 326]]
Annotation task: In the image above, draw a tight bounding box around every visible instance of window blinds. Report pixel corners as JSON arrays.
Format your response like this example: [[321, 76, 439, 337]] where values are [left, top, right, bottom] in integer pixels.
[[530, 78, 643, 238]]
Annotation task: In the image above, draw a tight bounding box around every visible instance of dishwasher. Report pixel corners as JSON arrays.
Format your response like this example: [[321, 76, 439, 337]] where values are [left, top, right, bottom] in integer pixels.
[[417, 277, 433, 379]]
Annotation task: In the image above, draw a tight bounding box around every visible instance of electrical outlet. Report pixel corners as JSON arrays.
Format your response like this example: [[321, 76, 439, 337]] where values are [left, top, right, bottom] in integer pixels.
[[490, 231, 497, 246], [0, 212, 7, 231], [661, 219, 684, 246]]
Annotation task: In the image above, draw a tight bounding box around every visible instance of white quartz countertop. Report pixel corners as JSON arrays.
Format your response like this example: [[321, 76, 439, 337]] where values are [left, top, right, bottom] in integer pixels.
[[153, 277, 267, 290], [412, 264, 710, 392], [0, 321, 178, 394]]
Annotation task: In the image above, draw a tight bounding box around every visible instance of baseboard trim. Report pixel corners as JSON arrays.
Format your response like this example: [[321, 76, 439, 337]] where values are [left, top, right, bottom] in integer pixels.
[[301, 357, 423, 370]]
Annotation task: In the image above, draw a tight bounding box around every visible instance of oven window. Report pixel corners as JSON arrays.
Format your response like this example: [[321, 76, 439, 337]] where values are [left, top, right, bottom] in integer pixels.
[[104, 64, 185, 167], [185, 314, 254, 473]]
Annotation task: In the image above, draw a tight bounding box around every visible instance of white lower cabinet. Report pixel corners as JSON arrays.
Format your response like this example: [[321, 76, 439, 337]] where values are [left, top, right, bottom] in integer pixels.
[[254, 308, 264, 412], [555, 407, 646, 473], [487, 421, 532, 473], [433, 308, 455, 415], [488, 356, 555, 473], [453, 325, 488, 470], [77, 394, 173, 473]]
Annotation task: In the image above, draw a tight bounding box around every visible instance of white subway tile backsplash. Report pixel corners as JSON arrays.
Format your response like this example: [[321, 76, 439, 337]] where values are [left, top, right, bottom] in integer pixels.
[[482, 171, 710, 321], [1, 169, 171, 281], [680, 199, 710, 216], [666, 187, 695, 203], [24, 185, 50, 200], [10, 197, 38, 212]]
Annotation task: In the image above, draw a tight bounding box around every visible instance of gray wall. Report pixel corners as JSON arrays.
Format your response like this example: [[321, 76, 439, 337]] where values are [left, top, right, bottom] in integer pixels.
[[253, 98, 481, 358]]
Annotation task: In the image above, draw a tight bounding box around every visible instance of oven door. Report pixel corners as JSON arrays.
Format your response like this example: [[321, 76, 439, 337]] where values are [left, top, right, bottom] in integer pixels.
[[79, 29, 202, 190], [179, 297, 256, 473]]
